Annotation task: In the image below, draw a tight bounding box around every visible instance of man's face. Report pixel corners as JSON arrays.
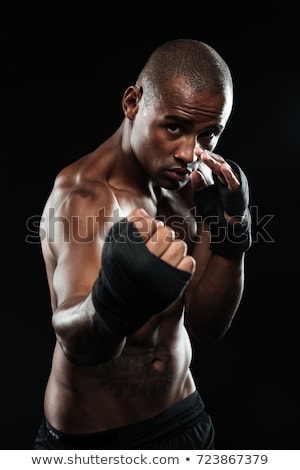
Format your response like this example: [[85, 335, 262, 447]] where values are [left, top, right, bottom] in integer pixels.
[[129, 79, 233, 190]]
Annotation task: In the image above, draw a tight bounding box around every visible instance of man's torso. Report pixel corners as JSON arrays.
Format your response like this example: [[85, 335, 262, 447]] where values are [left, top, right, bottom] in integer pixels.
[[42, 145, 202, 433]]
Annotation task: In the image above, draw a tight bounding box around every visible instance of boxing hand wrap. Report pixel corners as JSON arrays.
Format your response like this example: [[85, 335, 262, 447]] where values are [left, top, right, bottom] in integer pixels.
[[194, 160, 252, 259], [92, 218, 192, 337]]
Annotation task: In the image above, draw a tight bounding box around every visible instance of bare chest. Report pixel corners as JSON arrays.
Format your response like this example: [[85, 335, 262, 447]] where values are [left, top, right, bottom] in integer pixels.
[[114, 188, 198, 249]]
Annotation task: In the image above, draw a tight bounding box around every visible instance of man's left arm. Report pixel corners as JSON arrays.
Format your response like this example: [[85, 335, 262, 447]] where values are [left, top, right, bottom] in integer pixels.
[[185, 153, 251, 342]]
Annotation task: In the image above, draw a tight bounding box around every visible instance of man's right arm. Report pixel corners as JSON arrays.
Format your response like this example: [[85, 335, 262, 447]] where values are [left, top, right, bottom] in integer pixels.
[[42, 182, 194, 366], [41, 181, 127, 365]]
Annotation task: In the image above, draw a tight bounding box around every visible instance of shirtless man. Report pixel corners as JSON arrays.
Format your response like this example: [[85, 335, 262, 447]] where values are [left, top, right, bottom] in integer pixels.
[[34, 38, 251, 450]]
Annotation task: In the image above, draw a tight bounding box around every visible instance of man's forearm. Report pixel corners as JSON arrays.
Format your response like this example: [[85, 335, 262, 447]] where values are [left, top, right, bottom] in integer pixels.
[[52, 294, 126, 366], [185, 254, 244, 343]]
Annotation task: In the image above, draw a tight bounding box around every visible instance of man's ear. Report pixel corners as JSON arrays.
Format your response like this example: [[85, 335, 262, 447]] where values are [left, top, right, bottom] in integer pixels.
[[122, 85, 143, 120]]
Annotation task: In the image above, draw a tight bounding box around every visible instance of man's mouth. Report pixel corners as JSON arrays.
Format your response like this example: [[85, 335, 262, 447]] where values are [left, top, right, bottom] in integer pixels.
[[164, 167, 191, 182]]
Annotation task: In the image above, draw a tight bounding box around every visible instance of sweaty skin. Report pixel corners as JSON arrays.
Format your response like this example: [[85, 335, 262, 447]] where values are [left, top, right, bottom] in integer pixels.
[[40, 79, 244, 434]]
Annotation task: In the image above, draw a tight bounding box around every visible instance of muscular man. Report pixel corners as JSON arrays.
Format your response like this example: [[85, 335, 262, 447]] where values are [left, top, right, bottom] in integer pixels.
[[34, 38, 251, 450]]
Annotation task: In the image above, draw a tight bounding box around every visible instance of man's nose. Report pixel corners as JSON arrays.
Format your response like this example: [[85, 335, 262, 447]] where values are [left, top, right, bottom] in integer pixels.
[[175, 146, 198, 165], [175, 135, 200, 165]]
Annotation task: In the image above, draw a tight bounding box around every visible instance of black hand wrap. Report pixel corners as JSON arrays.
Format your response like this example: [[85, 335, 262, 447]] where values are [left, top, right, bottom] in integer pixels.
[[92, 218, 192, 337], [194, 160, 252, 259]]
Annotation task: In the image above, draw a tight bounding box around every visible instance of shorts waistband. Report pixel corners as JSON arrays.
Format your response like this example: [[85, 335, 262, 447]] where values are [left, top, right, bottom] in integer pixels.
[[44, 391, 204, 449]]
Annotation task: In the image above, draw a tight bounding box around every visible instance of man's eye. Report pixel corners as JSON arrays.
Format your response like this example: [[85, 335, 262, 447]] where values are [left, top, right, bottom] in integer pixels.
[[198, 131, 218, 145], [168, 124, 180, 133], [202, 131, 214, 138]]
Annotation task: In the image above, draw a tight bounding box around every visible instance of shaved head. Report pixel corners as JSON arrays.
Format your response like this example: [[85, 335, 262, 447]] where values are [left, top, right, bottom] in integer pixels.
[[136, 39, 233, 105]]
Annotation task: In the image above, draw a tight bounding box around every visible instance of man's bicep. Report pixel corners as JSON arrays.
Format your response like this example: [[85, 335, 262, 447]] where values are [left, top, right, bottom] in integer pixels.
[[52, 240, 102, 309], [47, 190, 116, 309]]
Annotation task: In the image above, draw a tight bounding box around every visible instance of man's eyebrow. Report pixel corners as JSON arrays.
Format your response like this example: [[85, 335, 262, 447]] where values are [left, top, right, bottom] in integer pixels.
[[200, 124, 224, 133], [164, 115, 191, 124], [165, 115, 224, 132]]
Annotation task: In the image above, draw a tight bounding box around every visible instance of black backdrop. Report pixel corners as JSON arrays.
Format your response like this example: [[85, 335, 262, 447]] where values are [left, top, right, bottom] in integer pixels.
[[1, 10, 299, 449]]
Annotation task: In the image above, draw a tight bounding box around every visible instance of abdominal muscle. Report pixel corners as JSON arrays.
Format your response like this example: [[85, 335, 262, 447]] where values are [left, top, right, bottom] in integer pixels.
[[44, 311, 196, 434]]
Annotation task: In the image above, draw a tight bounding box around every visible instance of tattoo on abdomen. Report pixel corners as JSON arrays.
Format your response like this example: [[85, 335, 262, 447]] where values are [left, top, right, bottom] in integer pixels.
[[100, 352, 179, 398]]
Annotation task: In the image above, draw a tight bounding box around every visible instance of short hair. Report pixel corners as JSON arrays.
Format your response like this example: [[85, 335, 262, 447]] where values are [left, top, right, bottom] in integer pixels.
[[136, 38, 233, 105]]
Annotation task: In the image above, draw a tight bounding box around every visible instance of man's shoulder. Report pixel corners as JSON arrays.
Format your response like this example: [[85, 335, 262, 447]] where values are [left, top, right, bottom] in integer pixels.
[[51, 149, 109, 194], [43, 152, 117, 220]]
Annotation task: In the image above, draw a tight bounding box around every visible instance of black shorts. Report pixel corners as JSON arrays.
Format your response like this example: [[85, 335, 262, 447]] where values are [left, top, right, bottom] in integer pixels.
[[33, 391, 214, 450]]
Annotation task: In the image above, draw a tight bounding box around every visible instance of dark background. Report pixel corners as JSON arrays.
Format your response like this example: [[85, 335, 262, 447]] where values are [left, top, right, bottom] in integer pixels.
[[1, 10, 299, 449]]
